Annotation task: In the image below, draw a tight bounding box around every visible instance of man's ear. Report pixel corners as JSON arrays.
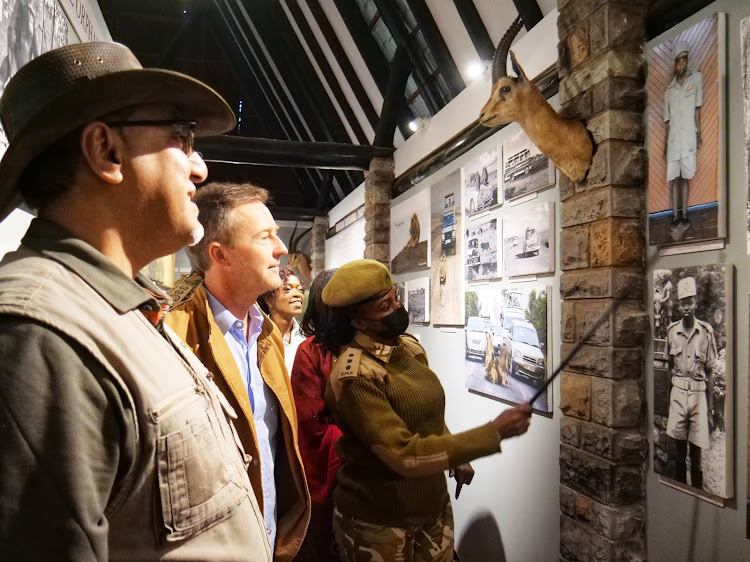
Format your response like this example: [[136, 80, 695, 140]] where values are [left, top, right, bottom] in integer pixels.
[[351, 317, 365, 332], [80, 122, 124, 184], [208, 242, 230, 267]]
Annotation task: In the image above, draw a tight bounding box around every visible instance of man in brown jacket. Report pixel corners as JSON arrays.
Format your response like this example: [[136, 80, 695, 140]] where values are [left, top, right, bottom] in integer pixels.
[[167, 182, 310, 561]]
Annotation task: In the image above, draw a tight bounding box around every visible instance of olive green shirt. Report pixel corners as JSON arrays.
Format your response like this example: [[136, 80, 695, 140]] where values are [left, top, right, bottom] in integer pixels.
[[0, 219, 165, 560]]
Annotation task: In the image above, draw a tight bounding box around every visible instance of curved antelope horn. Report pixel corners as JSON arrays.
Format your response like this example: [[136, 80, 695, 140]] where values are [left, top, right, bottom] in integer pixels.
[[287, 222, 299, 253], [288, 222, 313, 253], [491, 15, 524, 84]]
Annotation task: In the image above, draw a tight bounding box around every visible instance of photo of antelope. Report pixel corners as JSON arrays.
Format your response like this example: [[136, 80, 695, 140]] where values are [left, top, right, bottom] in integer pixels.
[[390, 188, 430, 274], [502, 201, 554, 278], [647, 13, 725, 247], [462, 146, 499, 216], [502, 129, 555, 202], [464, 217, 499, 282], [430, 170, 464, 326]]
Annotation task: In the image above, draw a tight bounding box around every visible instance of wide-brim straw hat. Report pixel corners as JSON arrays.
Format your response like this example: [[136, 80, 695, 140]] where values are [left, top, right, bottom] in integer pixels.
[[0, 41, 236, 222]]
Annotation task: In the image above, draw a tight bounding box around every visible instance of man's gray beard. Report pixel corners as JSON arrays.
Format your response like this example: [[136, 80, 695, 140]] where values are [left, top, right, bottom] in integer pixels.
[[188, 223, 205, 246]]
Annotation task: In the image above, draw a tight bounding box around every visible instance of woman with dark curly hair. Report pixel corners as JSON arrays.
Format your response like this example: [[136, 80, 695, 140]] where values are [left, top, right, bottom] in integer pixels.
[[258, 266, 306, 374], [290, 269, 343, 560]]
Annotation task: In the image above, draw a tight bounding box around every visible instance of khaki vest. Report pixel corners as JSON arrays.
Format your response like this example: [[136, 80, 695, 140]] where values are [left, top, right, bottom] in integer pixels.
[[0, 247, 272, 561]]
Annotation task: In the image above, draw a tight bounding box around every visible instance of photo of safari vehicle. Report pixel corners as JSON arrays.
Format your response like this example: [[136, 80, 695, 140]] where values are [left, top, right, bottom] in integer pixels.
[[503, 148, 547, 184], [465, 316, 490, 360], [441, 192, 456, 254], [513, 227, 540, 257], [504, 319, 546, 387]]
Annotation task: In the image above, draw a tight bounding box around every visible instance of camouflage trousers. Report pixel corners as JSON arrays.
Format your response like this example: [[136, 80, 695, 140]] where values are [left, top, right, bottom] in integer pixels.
[[332, 502, 454, 562]]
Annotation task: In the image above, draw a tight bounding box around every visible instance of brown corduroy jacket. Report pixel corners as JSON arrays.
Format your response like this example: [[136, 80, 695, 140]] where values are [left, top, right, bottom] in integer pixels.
[[167, 281, 310, 562]]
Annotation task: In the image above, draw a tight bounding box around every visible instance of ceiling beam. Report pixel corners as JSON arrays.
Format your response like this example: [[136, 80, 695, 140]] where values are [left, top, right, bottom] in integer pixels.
[[374, 46, 411, 148], [284, 0, 369, 144], [196, 135, 394, 170], [404, 0, 465, 98], [371, 0, 445, 114], [209, 4, 321, 205], [510, 0, 543, 31], [306, 0, 379, 130], [452, 0, 495, 61], [269, 207, 330, 220]]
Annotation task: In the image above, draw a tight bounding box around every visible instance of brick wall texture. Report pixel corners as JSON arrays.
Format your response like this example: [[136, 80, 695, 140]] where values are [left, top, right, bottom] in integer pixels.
[[557, 1, 648, 560]]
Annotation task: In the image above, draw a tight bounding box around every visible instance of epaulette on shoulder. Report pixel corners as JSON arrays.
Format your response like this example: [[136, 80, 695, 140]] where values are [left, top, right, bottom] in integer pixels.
[[329, 347, 387, 398], [168, 271, 204, 308], [400, 333, 426, 360], [696, 319, 715, 333]]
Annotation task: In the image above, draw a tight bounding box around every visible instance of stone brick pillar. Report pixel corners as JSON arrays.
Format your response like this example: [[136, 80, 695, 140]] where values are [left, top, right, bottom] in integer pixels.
[[556, 1, 649, 560], [364, 157, 393, 265], [310, 216, 327, 282]]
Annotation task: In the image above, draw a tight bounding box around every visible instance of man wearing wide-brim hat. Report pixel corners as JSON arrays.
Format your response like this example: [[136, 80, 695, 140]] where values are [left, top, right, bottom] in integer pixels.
[[319, 259, 532, 562], [0, 43, 271, 560]]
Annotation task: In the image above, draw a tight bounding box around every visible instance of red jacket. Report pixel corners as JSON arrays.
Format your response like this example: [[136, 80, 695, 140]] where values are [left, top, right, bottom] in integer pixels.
[[291, 338, 342, 533]]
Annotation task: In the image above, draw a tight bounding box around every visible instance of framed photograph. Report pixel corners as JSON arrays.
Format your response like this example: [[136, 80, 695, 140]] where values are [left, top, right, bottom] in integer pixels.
[[462, 147, 500, 216], [430, 170, 464, 325], [407, 277, 429, 324], [394, 280, 407, 312], [652, 263, 733, 500], [502, 129, 555, 202], [502, 201, 555, 277], [390, 189, 430, 274], [464, 217, 499, 282], [464, 285, 551, 413], [0, 0, 69, 159], [647, 13, 726, 246]]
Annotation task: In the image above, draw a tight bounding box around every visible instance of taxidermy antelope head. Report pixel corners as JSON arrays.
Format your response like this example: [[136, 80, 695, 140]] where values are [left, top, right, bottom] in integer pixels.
[[478, 16, 593, 183], [287, 222, 313, 284]]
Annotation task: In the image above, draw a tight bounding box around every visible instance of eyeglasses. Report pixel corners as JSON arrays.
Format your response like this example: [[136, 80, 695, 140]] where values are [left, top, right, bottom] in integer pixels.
[[105, 120, 196, 155]]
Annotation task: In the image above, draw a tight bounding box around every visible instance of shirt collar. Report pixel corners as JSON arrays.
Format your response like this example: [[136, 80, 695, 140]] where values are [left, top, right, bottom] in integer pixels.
[[21, 218, 167, 315], [354, 331, 397, 363], [668, 68, 695, 88], [205, 288, 264, 338]]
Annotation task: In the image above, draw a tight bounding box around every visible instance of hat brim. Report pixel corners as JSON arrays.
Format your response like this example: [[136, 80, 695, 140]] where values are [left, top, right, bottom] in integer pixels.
[[0, 67, 236, 222]]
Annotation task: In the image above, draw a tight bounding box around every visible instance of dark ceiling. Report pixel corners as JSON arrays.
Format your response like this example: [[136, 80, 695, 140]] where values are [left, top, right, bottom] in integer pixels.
[[98, 0, 545, 218]]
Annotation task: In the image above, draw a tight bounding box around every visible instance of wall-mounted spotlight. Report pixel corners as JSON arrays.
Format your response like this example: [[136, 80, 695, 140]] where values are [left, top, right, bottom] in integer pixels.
[[408, 117, 431, 133]]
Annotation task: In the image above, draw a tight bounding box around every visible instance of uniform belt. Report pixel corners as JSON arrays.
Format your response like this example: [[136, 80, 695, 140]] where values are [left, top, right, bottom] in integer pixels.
[[671, 377, 706, 392]]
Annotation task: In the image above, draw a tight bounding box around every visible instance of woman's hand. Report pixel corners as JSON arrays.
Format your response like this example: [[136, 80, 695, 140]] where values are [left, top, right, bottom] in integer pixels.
[[449, 463, 475, 499]]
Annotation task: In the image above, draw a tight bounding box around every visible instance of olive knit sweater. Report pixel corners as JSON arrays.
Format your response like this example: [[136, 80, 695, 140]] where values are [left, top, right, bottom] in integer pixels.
[[324, 332, 501, 526]]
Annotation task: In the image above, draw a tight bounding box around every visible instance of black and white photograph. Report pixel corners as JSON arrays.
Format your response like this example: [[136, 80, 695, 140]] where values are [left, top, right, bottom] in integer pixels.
[[464, 286, 550, 413], [503, 201, 555, 277], [430, 170, 464, 325], [502, 129, 555, 202], [0, 0, 68, 157], [394, 280, 407, 313], [465, 217, 499, 282], [647, 13, 725, 246], [653, 263, 732, 499], [463, 146, 499, 216], [390, 188, 430, 274], [407, 277, 429, 324]]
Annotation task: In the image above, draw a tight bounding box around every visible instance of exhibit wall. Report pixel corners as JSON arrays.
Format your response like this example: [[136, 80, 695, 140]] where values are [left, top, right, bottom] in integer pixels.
[[388, 123, 563, 561], [647, 1, 750, 559]]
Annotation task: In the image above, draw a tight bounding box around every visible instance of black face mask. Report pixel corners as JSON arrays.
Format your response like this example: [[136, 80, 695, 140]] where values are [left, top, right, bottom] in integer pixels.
[[363, 306, 410, 340]]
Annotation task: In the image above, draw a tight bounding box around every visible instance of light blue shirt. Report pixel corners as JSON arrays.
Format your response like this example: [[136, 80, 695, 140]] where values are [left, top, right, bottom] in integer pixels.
[[205, 290, 279, 551]]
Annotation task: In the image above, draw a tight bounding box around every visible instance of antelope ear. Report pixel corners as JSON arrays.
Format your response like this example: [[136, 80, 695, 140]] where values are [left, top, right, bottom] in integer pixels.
[[509, 50, 527, 82]]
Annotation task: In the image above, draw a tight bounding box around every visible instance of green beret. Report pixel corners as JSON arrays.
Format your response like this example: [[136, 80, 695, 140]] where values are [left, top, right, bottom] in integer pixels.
[[322, 259, 393, 307]]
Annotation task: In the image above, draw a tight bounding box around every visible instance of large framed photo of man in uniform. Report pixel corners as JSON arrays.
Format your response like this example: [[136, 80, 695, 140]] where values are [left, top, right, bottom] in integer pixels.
[[652, 264, 733, 501], [647, 13, 726, 247]]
